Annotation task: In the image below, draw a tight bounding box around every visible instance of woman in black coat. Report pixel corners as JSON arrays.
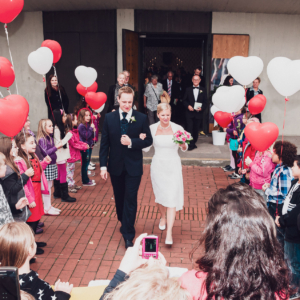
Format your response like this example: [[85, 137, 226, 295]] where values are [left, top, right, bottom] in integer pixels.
[[44, 74, 69, 119], [246, 77, 263, 122], [106, 72, 126, 113]]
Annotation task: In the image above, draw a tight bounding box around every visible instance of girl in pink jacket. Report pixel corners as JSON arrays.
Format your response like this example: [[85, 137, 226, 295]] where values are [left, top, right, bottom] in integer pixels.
[[65, 114, 89, 193], [245, 149, 276, 200]]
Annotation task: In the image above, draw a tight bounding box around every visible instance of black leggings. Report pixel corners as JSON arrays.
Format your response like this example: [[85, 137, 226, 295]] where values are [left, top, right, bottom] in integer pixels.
[[231, 150, 239, 174], [26, 220, 39, 236]]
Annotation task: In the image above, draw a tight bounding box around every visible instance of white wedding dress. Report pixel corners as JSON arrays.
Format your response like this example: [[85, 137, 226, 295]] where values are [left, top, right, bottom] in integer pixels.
[[143, 122, 187, 211]]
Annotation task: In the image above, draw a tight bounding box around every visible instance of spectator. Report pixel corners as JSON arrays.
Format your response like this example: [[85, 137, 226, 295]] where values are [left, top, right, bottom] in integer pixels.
[[44, 75, 69, 119], [180, 182, 292, 300], [144, 75, 163, 125], [275, 155, 300, 299], [223, 75, 234, 86], [123, 70, 134, 90], [262, 141, 297, 247], [246, 77, 263, 122], [107, 73, 126, 113]]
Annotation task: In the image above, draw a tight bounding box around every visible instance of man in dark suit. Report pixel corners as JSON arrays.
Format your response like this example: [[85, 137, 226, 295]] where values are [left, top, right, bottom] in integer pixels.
[[123, 70, 135, 90], [162, 71, 180, 122], [183, 75, 208, 151], [100, 86, 153, 248]]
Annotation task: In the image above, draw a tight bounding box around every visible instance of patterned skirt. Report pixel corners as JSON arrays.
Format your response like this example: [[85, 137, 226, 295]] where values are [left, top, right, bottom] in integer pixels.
[[44, 164, 58, 181]]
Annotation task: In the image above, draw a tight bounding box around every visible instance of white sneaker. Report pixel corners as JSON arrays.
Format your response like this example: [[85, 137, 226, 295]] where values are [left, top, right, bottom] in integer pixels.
[[90, 162, 96, 167], [88, 165, 96, 170]]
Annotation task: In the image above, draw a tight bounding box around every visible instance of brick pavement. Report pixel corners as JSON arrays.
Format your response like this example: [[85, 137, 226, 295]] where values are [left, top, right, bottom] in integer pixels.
[[33, 164, 237, 287]]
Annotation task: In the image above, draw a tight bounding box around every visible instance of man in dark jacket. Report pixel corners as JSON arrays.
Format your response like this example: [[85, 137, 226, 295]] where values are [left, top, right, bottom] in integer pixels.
[[246, 77, 263, 122]]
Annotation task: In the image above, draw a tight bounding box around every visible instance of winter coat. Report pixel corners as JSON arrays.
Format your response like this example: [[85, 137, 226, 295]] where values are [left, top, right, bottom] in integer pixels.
[[0, 184, 14, 226], [0, 166, 29, 216], [54, 126, 72, 164], [38, 135, 57, 164], [226, 113, 244, 140], [237, 138, 257, 170], [67, 129, 89, 163], [249, 150, 276, 190], [78, 123, 94, 147]]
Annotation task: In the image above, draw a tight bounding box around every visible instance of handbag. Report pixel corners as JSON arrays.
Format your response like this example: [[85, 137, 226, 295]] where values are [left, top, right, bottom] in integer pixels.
[[229, 138, 239, 151]]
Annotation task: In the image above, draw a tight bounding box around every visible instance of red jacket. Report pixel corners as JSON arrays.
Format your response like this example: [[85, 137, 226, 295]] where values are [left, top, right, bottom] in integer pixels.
[[67, 129, 89, 163], [237, 138, 256, 170]]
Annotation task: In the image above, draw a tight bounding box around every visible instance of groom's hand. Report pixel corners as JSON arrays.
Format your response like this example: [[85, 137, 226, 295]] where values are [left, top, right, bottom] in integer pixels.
[[121, 135, 131, 146], [100, 170, 108, 181]]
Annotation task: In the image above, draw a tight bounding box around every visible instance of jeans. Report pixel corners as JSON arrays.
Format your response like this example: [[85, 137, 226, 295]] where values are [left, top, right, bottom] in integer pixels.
[[268, 202, 285, 248], [81, 148, 92, 184], [285, 241, 300, 292]]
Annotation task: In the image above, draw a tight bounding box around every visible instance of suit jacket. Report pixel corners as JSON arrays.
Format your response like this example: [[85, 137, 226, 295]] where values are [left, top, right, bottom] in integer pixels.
[[99, 110, 153, 177], [183, 86, 208, 119], [107, 84, 117, 113], [246, 88, 263, 104], [162, 80, 180, 106]]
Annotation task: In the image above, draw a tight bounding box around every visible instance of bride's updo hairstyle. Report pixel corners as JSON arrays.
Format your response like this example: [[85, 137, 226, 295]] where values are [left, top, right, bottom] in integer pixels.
[[157, 103, 171, 115]]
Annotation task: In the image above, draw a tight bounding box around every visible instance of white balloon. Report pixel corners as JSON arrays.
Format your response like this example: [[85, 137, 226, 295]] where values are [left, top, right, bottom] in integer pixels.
[[227, 56, 264, 86], [75, 66, 97, 88], [28, 47, 53, 75], [212, 85, 245, 113], [267, 57, 300, 97], [95, 104, 105, 113], [210, 105, 220, 116]]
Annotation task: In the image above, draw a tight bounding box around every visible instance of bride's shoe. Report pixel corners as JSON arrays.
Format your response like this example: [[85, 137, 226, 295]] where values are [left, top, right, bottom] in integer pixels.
[[165, 238, 173, 246], [159, 219, 166, 231]]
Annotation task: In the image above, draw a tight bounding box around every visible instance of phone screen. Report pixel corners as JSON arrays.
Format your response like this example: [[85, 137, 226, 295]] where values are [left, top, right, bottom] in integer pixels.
[[0, 270, 20, 300], [145, 238, 157, 252]]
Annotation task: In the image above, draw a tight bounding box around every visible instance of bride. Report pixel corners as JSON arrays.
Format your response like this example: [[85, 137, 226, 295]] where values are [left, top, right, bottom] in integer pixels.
[[142, 103, 188, 245]]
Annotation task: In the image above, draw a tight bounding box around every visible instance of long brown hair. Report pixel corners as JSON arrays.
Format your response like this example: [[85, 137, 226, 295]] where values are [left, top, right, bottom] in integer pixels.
[[0, 137, 19, 175], [65, 114, 76, 133], [45, 74, 65, 97], [15, 132, 42, 173], [78, 109, 90, 126], [190, 182, 291, 300]]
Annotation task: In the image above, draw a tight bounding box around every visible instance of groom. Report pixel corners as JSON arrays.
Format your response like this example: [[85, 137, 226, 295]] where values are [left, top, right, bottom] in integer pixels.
[[99, 86, 153, 248]]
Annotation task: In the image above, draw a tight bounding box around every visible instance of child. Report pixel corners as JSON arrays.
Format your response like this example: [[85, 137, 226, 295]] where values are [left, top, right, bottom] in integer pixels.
[[262, 140, 297, 247], [0, 152, 14, 225], [15, 132, 51, 255], [51, 109, 76, 203], [78, 109, 96, 187], [37, 119, 62, 215], [65, 114, 89, 193], [0, 222, 73, 300], [275, 155, 300, 298]]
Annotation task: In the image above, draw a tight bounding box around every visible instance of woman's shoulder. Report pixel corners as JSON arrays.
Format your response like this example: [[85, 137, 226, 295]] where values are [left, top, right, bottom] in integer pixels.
[[171, 122, 184, 132]]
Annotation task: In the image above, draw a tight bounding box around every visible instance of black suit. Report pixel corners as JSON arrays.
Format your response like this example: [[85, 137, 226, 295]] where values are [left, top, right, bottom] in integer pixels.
[[162, 79, 180, 122], [246, 88, 263, 122], [99, 110, 152, 241], [183, 86, 208, 147]]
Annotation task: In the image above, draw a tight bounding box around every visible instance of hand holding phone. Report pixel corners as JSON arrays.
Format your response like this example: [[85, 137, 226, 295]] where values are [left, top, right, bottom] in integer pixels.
[[142, 235, 159, 259]]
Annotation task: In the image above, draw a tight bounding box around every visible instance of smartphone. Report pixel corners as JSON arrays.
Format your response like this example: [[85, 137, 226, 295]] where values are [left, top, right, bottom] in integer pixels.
[[142, 235, 159, 259], [0, 267, 21, 300]]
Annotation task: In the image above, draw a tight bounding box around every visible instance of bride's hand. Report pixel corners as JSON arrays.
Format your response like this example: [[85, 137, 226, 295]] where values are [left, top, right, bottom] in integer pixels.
[[179, 143, 187, 151], [139, 133, 146, 140]]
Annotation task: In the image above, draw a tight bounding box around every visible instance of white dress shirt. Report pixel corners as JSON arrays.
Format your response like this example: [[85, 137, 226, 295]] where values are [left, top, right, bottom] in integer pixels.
[[193, 85, 200, 101]]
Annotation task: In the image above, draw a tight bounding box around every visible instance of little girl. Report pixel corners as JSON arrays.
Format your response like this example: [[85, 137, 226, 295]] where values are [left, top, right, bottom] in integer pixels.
[[37, 119, 63, 215], [78, 109, 96, 187], [0, 137, 31, 222], [15, 132, 51, 254], [0, 222, 73, 300], [65, 114, 89, 193]]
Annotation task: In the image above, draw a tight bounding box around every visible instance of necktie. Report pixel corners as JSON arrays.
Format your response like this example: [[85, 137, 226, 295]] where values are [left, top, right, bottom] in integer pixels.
[[168, 81, 171, 97], [120, 112, 129, 135]]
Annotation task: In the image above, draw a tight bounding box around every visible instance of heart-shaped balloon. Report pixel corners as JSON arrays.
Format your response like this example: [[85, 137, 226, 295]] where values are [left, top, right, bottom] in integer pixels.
[[95, 104, 105, 113], [245, 122, 279, 152], [214, 111, 233, 128], [227, 56, 264, 86], [41, 40, 62, 64], [210, 105, 220, 116], [75, 66, 97, 88], [85, 92, 107, 110], [0, 95, 29, 137], [267, 57, 300, 97], [248, 94, 267, 115], [212, 85, 245, 113], [76, 82, 98, 96], [28, 47, 53, 75], [0, 58, 15, 88], [0, 0, 24, 24]]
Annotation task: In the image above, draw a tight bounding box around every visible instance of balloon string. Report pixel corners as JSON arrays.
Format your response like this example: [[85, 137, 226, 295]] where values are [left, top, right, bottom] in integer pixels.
[[4, 24, 19, 95], [0, 91, 3, 98], [7, 88, 11, 95]]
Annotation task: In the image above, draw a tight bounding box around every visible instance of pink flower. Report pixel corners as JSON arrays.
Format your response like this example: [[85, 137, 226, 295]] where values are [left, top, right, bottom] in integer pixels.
[[182, 137, 186, 142], [187, 134, 190, 139], [177, 137, 180, 141]]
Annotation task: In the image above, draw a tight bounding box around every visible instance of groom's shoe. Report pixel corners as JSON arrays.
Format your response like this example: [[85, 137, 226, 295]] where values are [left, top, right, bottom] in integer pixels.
[[125, 240, 133, 249]]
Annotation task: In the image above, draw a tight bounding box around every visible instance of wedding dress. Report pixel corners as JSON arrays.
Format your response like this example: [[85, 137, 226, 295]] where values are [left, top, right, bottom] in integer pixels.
[[143, 122, 187, 211]]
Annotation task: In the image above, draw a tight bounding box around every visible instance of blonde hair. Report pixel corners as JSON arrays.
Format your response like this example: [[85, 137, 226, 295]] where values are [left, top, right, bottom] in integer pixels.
[[118, 72, 126, 79], [0, 222, 35, 268], [118, 86, 134, 100], [104, 263, 190, 300], [160, 91, 170, 104], [21, 291, 35, 300], [36, 119, 53, 145], [157, 103, 171, 115]]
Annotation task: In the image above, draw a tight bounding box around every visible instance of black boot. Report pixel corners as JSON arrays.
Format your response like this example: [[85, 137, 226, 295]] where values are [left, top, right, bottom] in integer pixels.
[[60, 182, 76, 202], [53, 179, 61, 199]]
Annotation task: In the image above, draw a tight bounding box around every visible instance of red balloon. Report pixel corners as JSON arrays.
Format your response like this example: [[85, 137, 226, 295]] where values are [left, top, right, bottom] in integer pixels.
[[76, 82, 98, 96], [0, 0, 24, 24], [245, 122, 279, 152], [41, 40, 62, 64], [0, 95, 29, 137], [214, 111, 233, 128], [248, 94, 267, 115], [85, 92, 107, 110], [0, 59, 15, 87]]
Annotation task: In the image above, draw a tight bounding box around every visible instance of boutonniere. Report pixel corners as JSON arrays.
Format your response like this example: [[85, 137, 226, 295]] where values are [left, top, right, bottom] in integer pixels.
[[199, 90, 203, 93], [129, 116, 136, 123]]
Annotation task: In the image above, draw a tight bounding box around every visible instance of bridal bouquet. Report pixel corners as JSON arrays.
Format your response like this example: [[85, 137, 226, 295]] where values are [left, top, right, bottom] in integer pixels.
[[172, 130, 193, 145]]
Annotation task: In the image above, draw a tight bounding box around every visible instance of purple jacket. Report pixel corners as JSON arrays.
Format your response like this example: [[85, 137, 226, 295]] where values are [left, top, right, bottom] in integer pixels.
[[38, 135, 57, 164], [226, 113, 244, 140], [78, 123, 94, 147]]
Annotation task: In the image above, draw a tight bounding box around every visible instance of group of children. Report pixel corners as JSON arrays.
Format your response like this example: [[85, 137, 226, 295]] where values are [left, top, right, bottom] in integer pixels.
[[222, 106, 300, 295]]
